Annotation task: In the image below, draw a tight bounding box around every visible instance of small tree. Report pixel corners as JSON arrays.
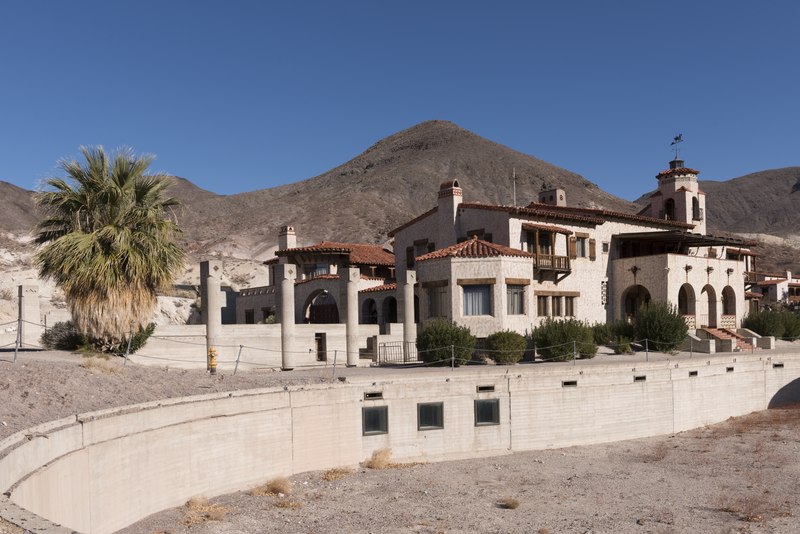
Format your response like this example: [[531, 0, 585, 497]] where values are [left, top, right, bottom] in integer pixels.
[[744, 309, 800, 339], [485, 330, 527, 364], [416, 319, 475, 366], [633, 301, 688, 353]]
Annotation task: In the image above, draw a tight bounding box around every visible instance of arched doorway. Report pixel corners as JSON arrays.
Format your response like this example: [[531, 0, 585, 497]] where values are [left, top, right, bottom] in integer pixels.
[[721, 286, 736, 328], [678, 283, 697, 329], [382, 297, 398, 324], [700, 285, 717, 328], [664, 199, 675, 221], [622, 285, 651, 321], [304, 290, 340, 324], [361, 298, 378, 324]]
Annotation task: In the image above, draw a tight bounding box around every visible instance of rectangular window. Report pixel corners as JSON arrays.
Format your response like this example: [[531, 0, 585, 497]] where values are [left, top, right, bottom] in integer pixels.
[[564, 296, 575, 317], [463, 285, 492, 316], [576, 237, 588, 257], [406, 246, 415, 269], [474, 399, 500, 426], [362, 406, 388, 435], [537, 296, 549, 317], [507, 285, 525, 315], [244, 309, 255, 324], [427, 286, 447, 318], [417, 402, 444, 430], [552, 296, 563, 317]]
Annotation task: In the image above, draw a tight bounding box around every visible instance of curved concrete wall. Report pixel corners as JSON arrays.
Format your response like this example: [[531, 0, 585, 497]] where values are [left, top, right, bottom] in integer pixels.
[[2, 353, 799, 534]]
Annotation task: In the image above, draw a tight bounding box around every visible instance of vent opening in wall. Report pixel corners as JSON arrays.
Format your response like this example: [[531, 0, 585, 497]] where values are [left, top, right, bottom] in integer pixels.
[[773, 363, 784, 369], [562, 380, 578, 387], [364, 391, 384, 400], [476, 385, 495, 392], [634, 375, 646, 382], [689, 371, 698, 377], [726, 367, 734, 373]]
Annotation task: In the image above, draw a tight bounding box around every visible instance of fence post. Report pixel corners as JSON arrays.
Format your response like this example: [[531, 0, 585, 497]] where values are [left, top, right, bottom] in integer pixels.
[[332, 349, 338, 380], [234, 345, 243, 375], [645, 338, 649, 361], [573, 340, 576, 366], [451, 345, 455, 370]]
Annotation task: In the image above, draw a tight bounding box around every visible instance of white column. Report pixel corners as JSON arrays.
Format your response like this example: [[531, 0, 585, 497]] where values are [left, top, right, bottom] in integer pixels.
[[402, 270, 417, 359], [278, 263, 296, 370], [205, 273, 222, 370], [345, 267, 360, 367]]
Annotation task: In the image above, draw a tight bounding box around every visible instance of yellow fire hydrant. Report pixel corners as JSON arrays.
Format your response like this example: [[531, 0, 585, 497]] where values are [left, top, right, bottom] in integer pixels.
[[208, 347, 218, 375]]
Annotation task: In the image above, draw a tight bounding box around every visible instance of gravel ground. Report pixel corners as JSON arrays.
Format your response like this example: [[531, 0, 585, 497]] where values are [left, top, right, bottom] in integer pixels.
[[2, 348, 799, 534]]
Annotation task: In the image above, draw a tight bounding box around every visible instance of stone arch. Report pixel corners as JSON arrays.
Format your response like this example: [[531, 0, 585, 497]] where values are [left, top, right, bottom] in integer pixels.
[[722, 286, 736, 316], [700, 285, 717, 328], [361, 298, 378, 324], [382, 296, 398, 324], [678, 283, 696, 315], [622, 285, 651, 320], [304, 289, 339, 324]]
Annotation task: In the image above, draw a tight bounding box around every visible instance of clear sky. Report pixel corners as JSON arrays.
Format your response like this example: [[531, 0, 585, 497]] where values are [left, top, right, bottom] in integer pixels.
[[1, 1, 798, 201]]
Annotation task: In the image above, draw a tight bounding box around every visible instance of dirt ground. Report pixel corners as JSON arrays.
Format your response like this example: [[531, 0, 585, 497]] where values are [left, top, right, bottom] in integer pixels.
[[2, 350, 799, 534]]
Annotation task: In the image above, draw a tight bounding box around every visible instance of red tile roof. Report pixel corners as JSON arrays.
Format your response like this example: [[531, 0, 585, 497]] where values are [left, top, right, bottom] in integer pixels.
[[295, 274, 340, 285], [263, 257, 279, 265], [276, 242, 394, 266], [755, 279, 788, 286], [745, 291, 763, 299], [521, 222, 572, 235], [657, 167, 700, 179], [416, 236, 532, 262], [360, 283, 398, 293]]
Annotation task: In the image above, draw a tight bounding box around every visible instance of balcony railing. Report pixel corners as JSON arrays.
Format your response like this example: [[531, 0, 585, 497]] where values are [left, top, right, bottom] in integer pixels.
[[533, 254, 571, 272]]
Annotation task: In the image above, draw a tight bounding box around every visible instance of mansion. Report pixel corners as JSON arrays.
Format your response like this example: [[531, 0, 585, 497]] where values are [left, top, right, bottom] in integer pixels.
[[231, 158, 765, 364]]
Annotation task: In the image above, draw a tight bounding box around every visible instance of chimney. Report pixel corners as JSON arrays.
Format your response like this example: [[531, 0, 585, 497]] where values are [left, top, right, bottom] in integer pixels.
[[538, 188, 566, 207], [279, 225, 296, 250], [437, 179, 463, 247]]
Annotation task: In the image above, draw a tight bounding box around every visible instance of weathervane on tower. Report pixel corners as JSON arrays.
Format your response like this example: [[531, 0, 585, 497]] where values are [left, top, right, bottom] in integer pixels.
[[670, 133, 683, 160]]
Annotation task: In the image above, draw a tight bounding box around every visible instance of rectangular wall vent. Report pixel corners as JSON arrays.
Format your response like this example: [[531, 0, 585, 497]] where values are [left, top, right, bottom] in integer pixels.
[[634, 375, 646, 382], [562, 380, 578, 388], [476, 385, 495, 392], [688, 371, 698, 377], [364, 391, 384, 400], [726, 367, 734, 373], [773, 363, 784, 369]]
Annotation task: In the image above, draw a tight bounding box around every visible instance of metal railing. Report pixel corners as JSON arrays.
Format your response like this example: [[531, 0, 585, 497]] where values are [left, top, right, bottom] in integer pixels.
[[377, 341, 419, 365]]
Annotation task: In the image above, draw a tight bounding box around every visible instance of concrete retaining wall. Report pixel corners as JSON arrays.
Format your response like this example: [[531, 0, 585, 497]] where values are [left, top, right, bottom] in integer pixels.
[[2, 352, 799, 534]]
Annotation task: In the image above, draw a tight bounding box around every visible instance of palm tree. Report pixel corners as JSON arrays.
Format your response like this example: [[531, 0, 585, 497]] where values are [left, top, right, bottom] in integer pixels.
[[35, 146, 185, 349]]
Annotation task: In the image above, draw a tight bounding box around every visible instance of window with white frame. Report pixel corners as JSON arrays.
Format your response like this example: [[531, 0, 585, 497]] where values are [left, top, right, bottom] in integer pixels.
[[463, 285, 492, 316], [507, 285, 525, 315]]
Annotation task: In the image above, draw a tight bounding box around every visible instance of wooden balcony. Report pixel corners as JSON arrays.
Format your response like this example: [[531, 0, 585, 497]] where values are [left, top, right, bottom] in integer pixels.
[[533, 254, 571, 272]]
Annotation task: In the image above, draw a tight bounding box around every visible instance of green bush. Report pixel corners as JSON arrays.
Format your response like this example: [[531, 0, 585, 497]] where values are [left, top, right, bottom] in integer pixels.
[[612, 335, 633, 354], [591, 322, 613, 345], [40, 321, 87, 350], [112, 322, 156, 354], [744, 309, 800, 339], [633, 301, 688, 353], [529, 318, 597, 361], [485, 330, 527, 364], [417, 319, 476, 365]]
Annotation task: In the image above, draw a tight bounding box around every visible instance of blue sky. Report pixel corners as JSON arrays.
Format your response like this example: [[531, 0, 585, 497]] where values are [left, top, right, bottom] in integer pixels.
[[1, 1, 798, 200]]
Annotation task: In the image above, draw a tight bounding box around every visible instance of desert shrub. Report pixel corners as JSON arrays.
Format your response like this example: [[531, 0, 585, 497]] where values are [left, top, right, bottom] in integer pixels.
[[40, 321, 87, 350], [633, 301, 687, 352], [780, 310, 800, 339], [529, 318, 597, 361], [110, 322, 156, 354], [362, 448, 392, 469], [496, 496, 520, 509], [416, 319, 475, 365], [611, 319, 636, 340], [591, 322, 613, 345], [743, 309, 786, 338], [250, 476, 292, 496], [485, 330, 527, 364], [612, 335, 634, 354], [0, 288, 13, 300]]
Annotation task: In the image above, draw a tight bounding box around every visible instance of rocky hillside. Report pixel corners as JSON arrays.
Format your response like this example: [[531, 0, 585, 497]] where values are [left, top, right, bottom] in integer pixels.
[[1, 121, 797, 273]]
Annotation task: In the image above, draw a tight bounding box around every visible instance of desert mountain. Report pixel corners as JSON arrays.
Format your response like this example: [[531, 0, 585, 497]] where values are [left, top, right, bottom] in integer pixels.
[[177, 120, 636, 258], [0, 121, 797, 273]]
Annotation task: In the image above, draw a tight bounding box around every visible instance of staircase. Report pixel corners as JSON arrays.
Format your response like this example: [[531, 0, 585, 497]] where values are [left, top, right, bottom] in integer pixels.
[[701, 327, 756, 352]]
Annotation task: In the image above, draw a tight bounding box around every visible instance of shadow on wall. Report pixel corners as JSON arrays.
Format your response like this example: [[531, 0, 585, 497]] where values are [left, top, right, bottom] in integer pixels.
[[769, 377, 800, 408]]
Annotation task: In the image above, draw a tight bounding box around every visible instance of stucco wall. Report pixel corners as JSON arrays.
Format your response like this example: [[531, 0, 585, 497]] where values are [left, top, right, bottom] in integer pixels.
[[2, 352, 798, 534]]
